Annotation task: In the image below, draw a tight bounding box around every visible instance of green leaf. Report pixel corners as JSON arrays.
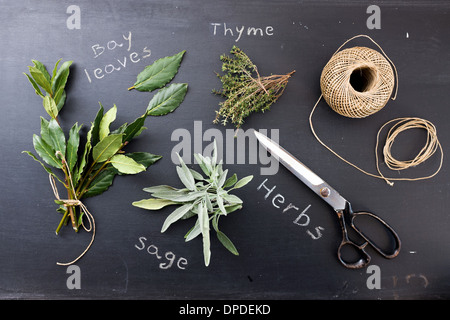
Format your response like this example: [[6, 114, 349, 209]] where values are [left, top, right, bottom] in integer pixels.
[[52, 58, 62, 80], [122, 115, 146, 143], [232, 175, 254, 189], [32, 60, 51, 83], [91, 103, 105, 147], [216, 231, 239, 256], [43, 96, 59, 119], [223, 173, 238, 188], [66, 122, 81, 173], [161, 203, 194, 233], [51, 60, 72, 96], [22, 151, 64, 184], [176, 153, 196, 191], [92, 134, 123, 163], [125, 152, 162, 168], [130, 50, 185, 92], [74, 121, 93, 184], [47, 118, 66, 157], [109, 154, 146, 174], [83, 169, 116, 198], [99, 104, 117, 140], [132, 198, 179, 210], [198, 201, 211, 266], [32, 134, 61, 168], [24, 73, 44, 97], [146, 83, 188, 116], [28, 66, 52, 95]]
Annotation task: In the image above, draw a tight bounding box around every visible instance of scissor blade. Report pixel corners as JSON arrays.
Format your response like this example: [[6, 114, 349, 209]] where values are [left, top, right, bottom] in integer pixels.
[[254, 131, 347, 211]]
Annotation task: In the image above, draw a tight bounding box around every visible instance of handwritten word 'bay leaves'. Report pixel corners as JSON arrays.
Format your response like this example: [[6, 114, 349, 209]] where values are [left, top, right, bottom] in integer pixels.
[[129, 50, 185, 92], [146, 83, 188, 116]]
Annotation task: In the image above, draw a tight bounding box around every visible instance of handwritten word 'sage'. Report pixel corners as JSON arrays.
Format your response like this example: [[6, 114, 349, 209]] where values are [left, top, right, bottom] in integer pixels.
[[84, 32, 151, 83], [257, 178, 324, 240], [210, 23, 274, 42], [135, 237, 188, 270]]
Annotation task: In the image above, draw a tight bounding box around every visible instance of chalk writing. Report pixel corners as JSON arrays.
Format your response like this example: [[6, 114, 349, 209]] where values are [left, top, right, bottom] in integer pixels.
[[257, 178, 324, 240], [134, 237, 188, 270], [210, 23, 274, 42], [83, 32, 152, 83]]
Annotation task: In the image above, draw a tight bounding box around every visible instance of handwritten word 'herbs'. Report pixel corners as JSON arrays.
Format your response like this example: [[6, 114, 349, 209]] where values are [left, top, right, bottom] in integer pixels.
[[133, 140, 253, 267]]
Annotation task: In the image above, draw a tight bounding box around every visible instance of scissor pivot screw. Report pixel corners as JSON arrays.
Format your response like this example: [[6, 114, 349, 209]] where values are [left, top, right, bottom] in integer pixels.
[[320, 187, 330, 197]]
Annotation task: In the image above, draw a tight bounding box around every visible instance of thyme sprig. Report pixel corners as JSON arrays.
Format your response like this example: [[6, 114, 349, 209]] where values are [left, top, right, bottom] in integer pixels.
[[213, 45, 295, 129]]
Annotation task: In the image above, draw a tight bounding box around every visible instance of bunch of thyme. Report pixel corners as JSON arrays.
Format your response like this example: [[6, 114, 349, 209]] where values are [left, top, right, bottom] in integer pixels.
[[213, 45, 295, 130]]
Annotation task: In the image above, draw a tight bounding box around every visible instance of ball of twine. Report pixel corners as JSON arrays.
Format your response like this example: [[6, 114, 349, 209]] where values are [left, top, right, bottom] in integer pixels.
[[309, 35, 443, 186], [320, 46, 395, 118]]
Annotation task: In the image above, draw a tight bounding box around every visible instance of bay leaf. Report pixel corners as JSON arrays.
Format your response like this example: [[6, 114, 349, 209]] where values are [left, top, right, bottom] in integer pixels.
[[130, 50, 185, 92], [51, 60, 72, 95], [32, 134, 61, 168], [125, 152, 162, 168], [66, 122, 81, 172], [92, 133, 123, 163], [122, 115, 145, 143], [109, 154, 146, 174], [146, 83, 188, 116], [132, 198, 179, 210], [99, 104, 117, 140], [43, 96, 59, 119], [24, 73, 44, 97], [28, 66, 52, 95], [91, 104, 104, 147], [83, 169, 116, 198], [47, 118, 66, 157]]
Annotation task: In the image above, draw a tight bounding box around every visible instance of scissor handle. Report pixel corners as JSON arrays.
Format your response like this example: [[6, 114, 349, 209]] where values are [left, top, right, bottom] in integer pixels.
[[349, 209, 402, 259], [336, 210, 372, 269]]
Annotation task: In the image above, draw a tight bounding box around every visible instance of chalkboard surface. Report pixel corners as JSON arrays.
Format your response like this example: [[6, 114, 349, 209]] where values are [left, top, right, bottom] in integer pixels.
[[1, 0, 449, 300]]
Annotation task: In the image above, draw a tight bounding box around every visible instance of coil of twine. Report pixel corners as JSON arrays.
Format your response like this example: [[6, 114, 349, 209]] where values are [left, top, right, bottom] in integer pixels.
[[310, 35, 443, 186]]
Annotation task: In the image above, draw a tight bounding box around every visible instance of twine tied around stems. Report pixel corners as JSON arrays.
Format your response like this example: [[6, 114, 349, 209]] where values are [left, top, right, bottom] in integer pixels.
[[49, 151, 95, 266]]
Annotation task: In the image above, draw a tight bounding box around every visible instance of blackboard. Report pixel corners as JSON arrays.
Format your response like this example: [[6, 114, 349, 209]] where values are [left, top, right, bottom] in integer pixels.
[[1, 0, 449, 302]]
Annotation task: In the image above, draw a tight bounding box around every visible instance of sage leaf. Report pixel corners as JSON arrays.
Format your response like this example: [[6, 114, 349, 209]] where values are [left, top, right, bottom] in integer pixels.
[[223, 173, 237, 188], [92, 134, 123, 163], [83, 169, 116, 198], [232, 175, 254, 189], [47, 118, 66, 157], [66, 122, 81, 172], [99, 104, 117, 140], [132, 198, 179, 210], [161, 203, 194, 233], [43, 96, 58, 119], [198, 201, 211, 266], [130, 50, 185, 92], [176, 165, 196, 191], [216, 231, 239, 256], [185, 219, 201, 242], [109, 154, 146, 174], [143, 185, 178, 193], [146, 83, 188, 116], [32, 134, 61, 168]]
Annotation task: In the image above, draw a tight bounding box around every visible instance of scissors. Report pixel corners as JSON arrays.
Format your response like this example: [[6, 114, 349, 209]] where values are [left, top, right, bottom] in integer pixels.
[[254, 131, 401, 269]]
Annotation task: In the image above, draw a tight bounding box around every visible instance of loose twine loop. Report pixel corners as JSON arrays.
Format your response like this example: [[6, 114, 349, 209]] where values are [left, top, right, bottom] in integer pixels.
[[49, 152, 95, 266], [310, 34, 443, 186]]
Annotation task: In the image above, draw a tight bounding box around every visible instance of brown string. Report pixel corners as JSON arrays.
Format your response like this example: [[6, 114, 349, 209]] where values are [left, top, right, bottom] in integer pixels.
[[50, 152, 95, 266], [309, 35, 443, 186]]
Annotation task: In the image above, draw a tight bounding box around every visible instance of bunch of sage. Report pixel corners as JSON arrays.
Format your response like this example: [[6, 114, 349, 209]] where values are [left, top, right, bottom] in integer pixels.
[[133, 140, 253, 266], [23, 52, 187, 265]]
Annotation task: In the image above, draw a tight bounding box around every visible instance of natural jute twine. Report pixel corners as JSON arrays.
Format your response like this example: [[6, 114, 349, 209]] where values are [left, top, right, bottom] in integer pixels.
[[50, 151, 95, 266], [310, 35, 443, 186]]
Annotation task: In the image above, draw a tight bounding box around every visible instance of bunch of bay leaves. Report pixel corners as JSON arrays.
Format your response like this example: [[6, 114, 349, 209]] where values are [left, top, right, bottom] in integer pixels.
[[23, 51, 187, 264]]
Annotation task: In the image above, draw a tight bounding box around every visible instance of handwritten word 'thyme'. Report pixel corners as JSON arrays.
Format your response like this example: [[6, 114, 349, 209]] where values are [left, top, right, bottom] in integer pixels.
[[210, 23, 274, 42]]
